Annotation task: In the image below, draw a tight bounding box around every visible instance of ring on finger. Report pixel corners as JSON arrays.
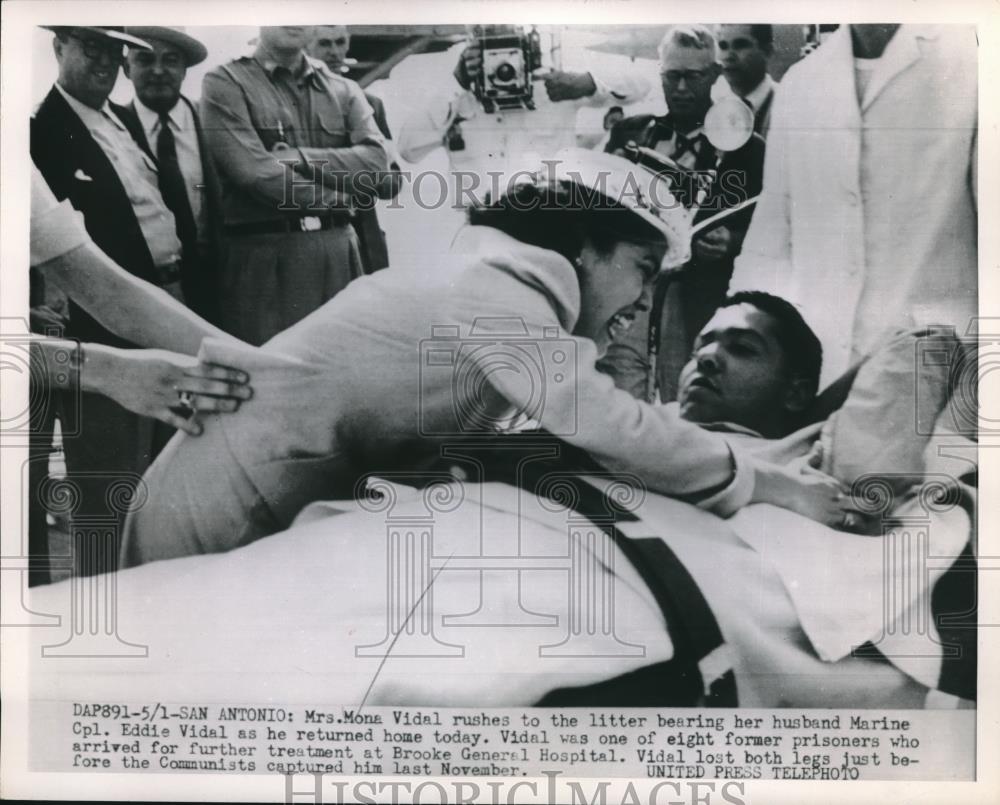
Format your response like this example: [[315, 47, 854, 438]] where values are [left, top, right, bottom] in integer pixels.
[[177, 390, 195, 409]]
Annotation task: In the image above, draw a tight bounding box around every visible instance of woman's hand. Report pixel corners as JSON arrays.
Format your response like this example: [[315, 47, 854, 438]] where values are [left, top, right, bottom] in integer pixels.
[[86, 348, 253, 436], [750, 458, 858, 529]]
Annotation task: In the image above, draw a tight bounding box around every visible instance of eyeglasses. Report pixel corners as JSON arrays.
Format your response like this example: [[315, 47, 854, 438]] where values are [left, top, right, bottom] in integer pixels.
[[661, 69, 711, 86], [65, 33, 126, 63]]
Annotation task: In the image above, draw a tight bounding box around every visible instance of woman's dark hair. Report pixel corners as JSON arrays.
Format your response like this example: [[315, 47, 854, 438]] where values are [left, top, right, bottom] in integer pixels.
[[722, 290, 822, 394], [467, 181, 666, 268]]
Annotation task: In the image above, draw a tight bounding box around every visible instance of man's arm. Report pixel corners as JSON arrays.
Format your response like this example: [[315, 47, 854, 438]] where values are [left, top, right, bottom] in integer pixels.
[[200, 67, 315, 209], [294, 77, 390, 191], [39, 241, 240, 356], [395, 89, 464, 164], [570, 67, 651, 108]]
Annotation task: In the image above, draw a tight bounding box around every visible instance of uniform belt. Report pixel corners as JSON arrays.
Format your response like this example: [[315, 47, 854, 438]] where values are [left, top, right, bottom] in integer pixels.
[[150, 260, 183, 287], [224, 212, 353, 236]]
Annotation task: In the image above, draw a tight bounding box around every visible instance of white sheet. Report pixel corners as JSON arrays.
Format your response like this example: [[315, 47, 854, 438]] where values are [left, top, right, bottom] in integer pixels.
[[28, 477, 946, 709]]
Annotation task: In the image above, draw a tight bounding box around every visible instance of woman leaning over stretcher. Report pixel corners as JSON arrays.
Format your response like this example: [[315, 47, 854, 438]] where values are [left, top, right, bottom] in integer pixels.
[[121, 149, 855, 567]]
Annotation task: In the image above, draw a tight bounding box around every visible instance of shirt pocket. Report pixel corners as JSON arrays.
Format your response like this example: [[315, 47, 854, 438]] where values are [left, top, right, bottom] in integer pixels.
[[245, 93, 296, 151], [311, 91, 353, 148]]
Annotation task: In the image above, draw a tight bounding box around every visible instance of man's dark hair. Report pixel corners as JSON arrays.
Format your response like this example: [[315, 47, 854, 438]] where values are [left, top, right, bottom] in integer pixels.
[[721, 290, 822, 394], [467, 181, 664, 272], [749, 24, 774, 52]]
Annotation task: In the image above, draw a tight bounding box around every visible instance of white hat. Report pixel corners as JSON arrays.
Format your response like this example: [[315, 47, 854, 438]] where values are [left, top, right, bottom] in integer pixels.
[[42, 26, 152, 50], [529, 148, 692, 269], [124, 27, 208, 66]]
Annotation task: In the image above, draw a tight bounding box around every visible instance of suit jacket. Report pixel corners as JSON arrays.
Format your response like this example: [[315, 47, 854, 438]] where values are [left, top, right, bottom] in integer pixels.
[[605, 112, 766, 235], [114, 96, 223, 322], [731, 24, 978, 386], [31, 86, 161, 347]]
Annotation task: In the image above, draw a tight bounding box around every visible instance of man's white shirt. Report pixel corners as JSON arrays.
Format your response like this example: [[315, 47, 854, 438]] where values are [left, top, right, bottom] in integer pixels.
[[133, 96, 207, 242], [54, 82, 182, 268]]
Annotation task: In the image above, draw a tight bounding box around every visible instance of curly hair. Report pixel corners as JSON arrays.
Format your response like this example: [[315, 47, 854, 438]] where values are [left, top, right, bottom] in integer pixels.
[[721, 290, 823, 395]]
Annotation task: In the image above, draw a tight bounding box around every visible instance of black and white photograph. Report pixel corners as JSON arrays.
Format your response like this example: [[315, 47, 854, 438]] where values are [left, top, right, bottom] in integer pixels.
[[0, 1, 996, 802]]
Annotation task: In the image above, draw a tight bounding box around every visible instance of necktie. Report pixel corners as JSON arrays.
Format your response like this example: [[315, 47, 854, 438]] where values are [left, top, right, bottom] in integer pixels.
[[155, 112, 198, 265]]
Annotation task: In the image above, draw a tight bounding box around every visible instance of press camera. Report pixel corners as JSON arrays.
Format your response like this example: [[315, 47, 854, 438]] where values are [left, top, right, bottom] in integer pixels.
[[471, 25, 544, 113]]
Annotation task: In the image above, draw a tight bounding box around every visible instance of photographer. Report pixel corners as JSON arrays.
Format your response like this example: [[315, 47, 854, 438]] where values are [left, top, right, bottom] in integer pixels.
[[396, 27, 652, 208], [120, 149, 851, 568]]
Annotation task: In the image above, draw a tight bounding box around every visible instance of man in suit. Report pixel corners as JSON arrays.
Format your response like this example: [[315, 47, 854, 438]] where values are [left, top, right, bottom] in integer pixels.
[[31, 25, 187, 575], [600, 25, 766, 402], [731, 24, 977, 388], [116, 26, 220, 321], [714, 24, 777, 137], [307, 24, 402, 272]]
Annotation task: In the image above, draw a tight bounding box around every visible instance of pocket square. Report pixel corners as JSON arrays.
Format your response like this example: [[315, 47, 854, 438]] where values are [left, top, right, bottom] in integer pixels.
[[73, 169, 93, 182]]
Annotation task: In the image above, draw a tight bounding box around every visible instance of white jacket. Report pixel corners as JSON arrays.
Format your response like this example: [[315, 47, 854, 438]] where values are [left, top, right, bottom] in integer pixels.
[[731, 24, 977, 387]]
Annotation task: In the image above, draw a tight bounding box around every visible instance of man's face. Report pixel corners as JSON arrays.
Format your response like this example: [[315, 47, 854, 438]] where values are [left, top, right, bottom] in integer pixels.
[[308, 25, 350, 72], [260, 26, 314, 52], [659, 44, 719, 124], [124, 39, 186, 114], [716, 25, 770, 96], [678, 303, 795, 435], [54, 31, 124, 109]]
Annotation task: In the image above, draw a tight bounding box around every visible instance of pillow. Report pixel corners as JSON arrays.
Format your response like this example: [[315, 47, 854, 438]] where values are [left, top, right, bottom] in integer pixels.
[[818, 328, 962, 505]]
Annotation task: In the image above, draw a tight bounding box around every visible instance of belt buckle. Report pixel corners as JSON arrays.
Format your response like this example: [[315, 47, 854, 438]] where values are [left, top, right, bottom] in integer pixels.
[[300, 216, 322, 232]]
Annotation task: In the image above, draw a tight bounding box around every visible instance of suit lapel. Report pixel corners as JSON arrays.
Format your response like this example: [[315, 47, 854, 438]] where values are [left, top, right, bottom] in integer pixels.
[[861, 25, 930, 112], [184, 94, 222, 229], [116, 100, 157, 163], [42, 88, 132, 204]]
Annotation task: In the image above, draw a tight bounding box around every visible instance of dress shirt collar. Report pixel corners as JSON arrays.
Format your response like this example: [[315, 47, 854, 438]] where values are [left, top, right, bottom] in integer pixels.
[[253, 45, 319, 83], [742, 73, 775, 111], [653, 115, 705, 142], [54, 81, 126, 131], [133, 95, 190, 141]]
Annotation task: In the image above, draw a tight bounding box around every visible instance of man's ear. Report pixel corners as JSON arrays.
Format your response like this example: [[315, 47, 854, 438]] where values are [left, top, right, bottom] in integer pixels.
[[709, 61, 723, 80], [782, 377, 814, 414], [122, 58, 132, 79], [52, 36, 63, 60]]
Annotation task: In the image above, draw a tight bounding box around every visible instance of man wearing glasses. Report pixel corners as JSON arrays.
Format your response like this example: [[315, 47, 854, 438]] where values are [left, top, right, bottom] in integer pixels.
[[31, 26, 189, 574], [599, 25, 766, 404]]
